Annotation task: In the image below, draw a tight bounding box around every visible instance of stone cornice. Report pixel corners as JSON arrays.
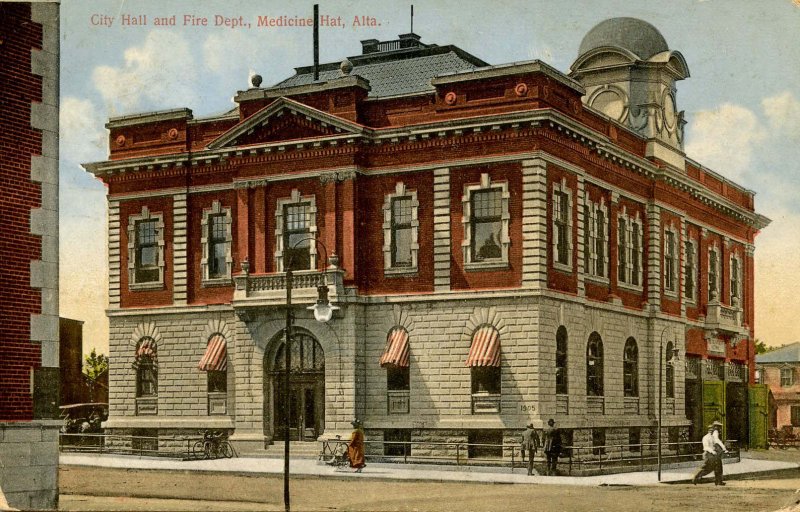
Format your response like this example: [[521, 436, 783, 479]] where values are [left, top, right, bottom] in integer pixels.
[[432, 60, 586, 95], [85, 109, 765, 228], [106, 108, 193, 129]]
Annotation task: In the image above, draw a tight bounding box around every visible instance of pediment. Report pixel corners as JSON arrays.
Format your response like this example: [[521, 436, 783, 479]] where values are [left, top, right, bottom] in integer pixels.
[[207, 97, 363, 150]]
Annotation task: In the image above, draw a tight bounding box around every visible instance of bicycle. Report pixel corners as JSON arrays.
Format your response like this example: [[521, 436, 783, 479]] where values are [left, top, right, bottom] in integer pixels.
[[193, 430, 233, 459], [320, 436, 350, 469]]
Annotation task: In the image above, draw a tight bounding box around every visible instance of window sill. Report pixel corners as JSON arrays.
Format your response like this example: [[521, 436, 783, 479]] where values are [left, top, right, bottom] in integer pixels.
[[202, 277, 233, 288], [384, 267, 418, 278], [464, 261, 509, 272], [130, 282, 164, 292], [617, 282, 644, 293], [553, 262, 573, 274], [583, 274, 609, 285], [663, 289, 679, 299]]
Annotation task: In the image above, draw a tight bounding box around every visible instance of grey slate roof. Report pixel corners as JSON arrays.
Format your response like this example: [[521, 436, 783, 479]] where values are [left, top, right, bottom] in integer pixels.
[[274, 47, 487, 98], [756, 342, 800, 364]]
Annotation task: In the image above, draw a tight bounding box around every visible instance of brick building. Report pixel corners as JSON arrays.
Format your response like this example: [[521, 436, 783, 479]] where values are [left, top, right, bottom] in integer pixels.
[[0, 2, 61, 509], [85, 19, 769, 458], [756, 343, 800, 434]]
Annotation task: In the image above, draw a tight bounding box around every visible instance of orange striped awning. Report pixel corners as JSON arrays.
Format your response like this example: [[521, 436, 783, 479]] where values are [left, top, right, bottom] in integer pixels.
[[136, 338, 157, 360], [198, 335, 227, 372], [465, 326, 501, 367], [380, 328, 409, 367]]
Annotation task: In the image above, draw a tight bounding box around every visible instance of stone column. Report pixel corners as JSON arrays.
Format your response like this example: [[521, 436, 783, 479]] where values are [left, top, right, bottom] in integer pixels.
[[432, 167, 451, 291], [172, 192, 188, 305], [521, 158, 548, 289], [646, 202, 661, 311]]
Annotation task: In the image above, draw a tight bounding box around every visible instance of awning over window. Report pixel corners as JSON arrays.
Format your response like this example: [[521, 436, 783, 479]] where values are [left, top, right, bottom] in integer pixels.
[[136, 338, 157, 360], [465, 326, 500, 367], [380, 327, 409, 367], [198, 335, 227, 372]]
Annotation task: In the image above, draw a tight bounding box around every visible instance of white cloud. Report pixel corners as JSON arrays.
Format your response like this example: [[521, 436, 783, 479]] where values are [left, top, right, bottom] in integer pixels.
[[762, 91, 800, 134], [684, 103, 766, 185], [60, 96, 107, 165], [203, 32, 262, 86], [92, 31, 197, 114]]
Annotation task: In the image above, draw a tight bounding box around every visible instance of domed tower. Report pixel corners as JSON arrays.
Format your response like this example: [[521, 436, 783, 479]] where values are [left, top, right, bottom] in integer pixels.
[[570, 18, 690, 166]]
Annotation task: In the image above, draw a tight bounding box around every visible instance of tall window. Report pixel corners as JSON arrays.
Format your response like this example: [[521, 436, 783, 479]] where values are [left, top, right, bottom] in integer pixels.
[[709, 247, 719, 300], [136, 220, 159, 283], [462, 174, 509, 267], [136, 338, 157, 398], [391, 197, 413, 267], [631, 220, 641, 286], [201, 201, 232, 283], [792, 406, 800, 427], [284, 203, 311, 271], [684, 240, 696, 302], [556, 327, 568, 395], [584, 197, 608, 279], [208, 215, 227, 278], [730, 255, 741, 304], [383, 183, 419, 274], [666, 341, 675, 399], [623, 338, 638, 397], [471, 189, 503, 262], [781, 367, 794, 387], [552, 184, 571, 268], [128, 207, 165, 288], [586, 332, 604, 396], [467, 325, 502, 396], [664, 229, 676, 293], [617, 217, 627, 281]]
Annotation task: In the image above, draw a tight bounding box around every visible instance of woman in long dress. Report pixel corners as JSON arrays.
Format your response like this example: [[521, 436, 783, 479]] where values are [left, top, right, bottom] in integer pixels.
[[348, 419, 366, 472]]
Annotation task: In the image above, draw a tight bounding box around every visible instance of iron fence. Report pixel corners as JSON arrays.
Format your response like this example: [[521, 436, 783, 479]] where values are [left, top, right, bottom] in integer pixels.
[[58, 432, 238, 460]]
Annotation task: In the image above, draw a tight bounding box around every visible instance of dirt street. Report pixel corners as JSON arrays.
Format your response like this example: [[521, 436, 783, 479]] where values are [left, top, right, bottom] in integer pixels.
[[59, 465, 800, 512]]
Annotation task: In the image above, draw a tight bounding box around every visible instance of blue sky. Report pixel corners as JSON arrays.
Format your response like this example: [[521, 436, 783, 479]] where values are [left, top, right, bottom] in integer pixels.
[[59, 0, 800, 354]]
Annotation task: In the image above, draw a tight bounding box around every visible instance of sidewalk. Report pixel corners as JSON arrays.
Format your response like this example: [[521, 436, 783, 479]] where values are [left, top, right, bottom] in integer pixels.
[[59, 452, 798, 487]]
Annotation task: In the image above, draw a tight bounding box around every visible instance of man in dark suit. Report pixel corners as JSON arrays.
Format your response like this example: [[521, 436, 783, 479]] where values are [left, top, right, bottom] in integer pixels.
[[521, 423, 541, 476], [542, 418, 561, 476]]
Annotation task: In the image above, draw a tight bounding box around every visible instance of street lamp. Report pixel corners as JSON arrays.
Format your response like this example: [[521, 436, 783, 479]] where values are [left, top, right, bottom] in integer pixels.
[[283, 236, 337, 512], [657, 325, 681, 482]]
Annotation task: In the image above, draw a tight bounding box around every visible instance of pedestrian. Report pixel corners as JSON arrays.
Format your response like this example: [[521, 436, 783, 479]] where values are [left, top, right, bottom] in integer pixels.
[[692, 421, 728, 485], [348, 419, 366, 472], [521, 423, 541, 476], [542, 418, 561, 476]]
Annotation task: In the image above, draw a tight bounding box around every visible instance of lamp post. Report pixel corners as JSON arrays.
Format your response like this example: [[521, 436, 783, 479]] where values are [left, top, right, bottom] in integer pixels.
[[657, 325, 680, 482], [283, 237, 337, 512]]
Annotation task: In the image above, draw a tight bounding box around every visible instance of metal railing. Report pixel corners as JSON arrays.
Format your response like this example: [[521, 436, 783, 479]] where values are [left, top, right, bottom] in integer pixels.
[[58, 432, 237, 460], [320, 438, 740, 475]]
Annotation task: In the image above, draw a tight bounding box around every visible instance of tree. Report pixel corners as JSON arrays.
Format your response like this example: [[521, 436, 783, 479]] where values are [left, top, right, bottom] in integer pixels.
[[83, 348, 109, 380]]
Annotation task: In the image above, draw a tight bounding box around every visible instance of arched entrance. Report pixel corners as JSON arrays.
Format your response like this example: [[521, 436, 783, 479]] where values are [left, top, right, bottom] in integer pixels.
[[267, 330, 325, 441]]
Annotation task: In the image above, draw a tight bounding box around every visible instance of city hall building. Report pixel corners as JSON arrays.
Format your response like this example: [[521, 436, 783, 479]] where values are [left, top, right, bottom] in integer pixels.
[[85, 18, 769, 457]]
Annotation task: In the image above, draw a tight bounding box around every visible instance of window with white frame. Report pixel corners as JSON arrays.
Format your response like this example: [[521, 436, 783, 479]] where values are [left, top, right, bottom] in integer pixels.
[[552, 179, 572, 270], [664, 226, 678, 295], [127, 206, 165, 289], [708, 244, 720, 301], [684, 239, 697, 302], [201, 201, 233, 283], [730, 253, 742, 305], [462, 173, 510, 268], [383, 183, 419, 274], [617, 207, 643, 287], [275, 190, 317, 272], [583, 195, 608, 279], [781, 367, 794, 387]]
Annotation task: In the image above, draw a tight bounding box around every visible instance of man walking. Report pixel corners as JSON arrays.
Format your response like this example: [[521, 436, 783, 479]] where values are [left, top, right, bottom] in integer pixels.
[[692, 421, 728, 485], [521, 423, 540, 476], [542, 418, 561, 476]]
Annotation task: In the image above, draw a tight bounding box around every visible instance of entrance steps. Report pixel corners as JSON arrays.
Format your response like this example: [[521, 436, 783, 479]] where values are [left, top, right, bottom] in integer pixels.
[[246, 441, 321, 459]]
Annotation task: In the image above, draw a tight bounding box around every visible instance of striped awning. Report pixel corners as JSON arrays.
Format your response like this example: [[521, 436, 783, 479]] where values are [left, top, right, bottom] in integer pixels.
[[380, 327, 409, 367], [465, 326, 501, 367], [198, 335, 227, 372], [136, 338, 157, 360]]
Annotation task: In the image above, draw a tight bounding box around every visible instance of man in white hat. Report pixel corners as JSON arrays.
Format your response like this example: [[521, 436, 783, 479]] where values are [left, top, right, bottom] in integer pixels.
[[521, 423, 540, 476], [692, 421, 728, 485]]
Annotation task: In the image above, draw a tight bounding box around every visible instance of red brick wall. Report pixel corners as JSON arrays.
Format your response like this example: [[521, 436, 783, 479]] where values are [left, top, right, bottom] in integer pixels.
[[546, 164, 578, 295], [0, 3, 43, 420], [187, 192, 237, 305]]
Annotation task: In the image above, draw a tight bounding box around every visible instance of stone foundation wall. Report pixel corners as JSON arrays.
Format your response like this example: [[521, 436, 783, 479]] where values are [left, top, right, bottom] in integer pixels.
[[0, 422, 60, 510]]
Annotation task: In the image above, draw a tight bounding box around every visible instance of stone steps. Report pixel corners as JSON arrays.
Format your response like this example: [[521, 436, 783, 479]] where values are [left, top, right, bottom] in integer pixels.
[[252, 441, 321, 459]]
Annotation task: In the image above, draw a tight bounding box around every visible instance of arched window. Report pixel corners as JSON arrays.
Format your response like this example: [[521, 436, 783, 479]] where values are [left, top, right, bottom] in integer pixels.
[[135, 337, 157, 398], [381, 327, 410, 391], [198, 334, 228, 393], [556, 326, 568, 395], [623, 337, 638, 397], [273, 332, 325, 373], [586, 332, 604, 396], [466, 325, 501, 395], [665, 341, 675, 399]]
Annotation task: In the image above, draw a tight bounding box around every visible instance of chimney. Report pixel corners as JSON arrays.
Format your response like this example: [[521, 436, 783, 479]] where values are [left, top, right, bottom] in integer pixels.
[[360, 39, 379, 54]]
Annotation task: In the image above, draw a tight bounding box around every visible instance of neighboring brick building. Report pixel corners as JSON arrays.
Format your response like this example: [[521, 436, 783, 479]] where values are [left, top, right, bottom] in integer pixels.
[[85, 19, 769, 459], [0, 2, 61, 509], [756, 343, 800, 434]]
